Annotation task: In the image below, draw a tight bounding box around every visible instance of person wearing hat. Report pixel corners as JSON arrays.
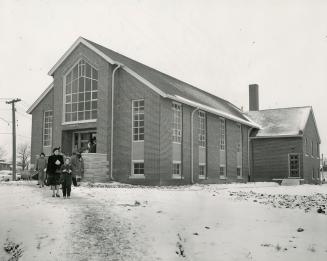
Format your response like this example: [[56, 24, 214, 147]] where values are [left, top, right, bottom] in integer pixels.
[[70, 148, 84, 186], [35, 152, 47, 188], [46, 147, 64, 197]]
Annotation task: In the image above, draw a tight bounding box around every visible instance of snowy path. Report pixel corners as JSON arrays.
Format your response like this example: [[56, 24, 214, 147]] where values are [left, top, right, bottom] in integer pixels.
[[1, 182, 327, 261]]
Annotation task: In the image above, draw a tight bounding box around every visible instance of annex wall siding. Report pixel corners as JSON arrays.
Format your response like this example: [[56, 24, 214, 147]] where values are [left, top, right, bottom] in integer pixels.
[[181, 104, 192, 183], [113, 69, 161, 184], [51, 43, 110, 155], [251, 137, 303, 181], [302, 111, 320, 184], [206, 113, 220, 182], [30, 88, 54, 164], [241, 125, 250, 181], [225, 119, 238, 181]]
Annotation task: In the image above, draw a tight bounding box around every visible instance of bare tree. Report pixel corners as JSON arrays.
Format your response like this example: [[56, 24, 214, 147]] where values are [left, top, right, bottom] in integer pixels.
[[0, 146, 6, 161], [17, 143, 31, 170]]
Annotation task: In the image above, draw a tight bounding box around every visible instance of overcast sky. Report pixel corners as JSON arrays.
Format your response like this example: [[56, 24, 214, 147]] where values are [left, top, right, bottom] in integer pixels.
[[0, 0, 326, 160]]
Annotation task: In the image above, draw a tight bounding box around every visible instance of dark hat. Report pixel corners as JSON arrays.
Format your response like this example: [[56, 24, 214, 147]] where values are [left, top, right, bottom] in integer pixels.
[[52, 147, 60, 153]]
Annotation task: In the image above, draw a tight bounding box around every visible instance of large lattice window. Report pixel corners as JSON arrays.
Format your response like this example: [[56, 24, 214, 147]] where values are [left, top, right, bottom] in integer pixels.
[[132, 99, 144, 141], [198, 111, 206, 147], [43, 111, 53, 147], [64, 60, 98, 122], [172, 102, 182, 143]]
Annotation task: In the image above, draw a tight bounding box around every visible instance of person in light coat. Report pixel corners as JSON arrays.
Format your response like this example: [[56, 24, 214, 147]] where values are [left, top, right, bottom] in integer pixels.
[[35, 152, 47, 188]]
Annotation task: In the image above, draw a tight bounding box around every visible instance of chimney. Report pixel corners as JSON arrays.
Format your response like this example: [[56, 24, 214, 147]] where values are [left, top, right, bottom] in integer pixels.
[[249, 84, 259, 111]]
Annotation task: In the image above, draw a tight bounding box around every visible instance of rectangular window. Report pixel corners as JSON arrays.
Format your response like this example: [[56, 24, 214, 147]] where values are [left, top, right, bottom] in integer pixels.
[[43, 111, 53, 147], [198, 111, 206, 147], [311, 141, 314, 156], [132, 99, 145, 141], [237, 167, 241, 177], [172, 102, 182, 143], [133, 162, 144, 175], [289, 154, 300, 178], [172, 162, 181, 179], [220, 118, 225, 151], [199, 164, 206, 179], [219, 165, 226, 177], [237, 125, 242, 152]]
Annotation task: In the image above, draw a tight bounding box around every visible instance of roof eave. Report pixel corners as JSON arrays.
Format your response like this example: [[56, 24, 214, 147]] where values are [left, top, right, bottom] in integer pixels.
[[250, 134, 303, 139], [168, 95, 261, 129], [26, 82, 54, 114]]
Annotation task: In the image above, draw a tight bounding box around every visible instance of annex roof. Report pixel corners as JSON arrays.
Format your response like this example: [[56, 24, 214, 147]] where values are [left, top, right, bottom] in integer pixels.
[[29, 37, 260, 128], [245, 106, 320, 142]]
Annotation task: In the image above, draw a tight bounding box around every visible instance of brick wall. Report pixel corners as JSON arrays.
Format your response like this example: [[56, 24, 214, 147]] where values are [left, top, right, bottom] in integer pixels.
[[302, 111, 320, 184], [251, 137, 303, 181], [30, 88, 54, 163]]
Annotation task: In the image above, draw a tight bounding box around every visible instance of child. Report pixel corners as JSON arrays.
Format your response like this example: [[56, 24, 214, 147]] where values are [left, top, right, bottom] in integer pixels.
[[60, 157, 73, 198]]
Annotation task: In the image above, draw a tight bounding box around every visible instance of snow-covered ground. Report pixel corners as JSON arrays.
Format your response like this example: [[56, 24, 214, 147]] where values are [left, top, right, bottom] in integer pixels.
[[0, 181, 327, 261]]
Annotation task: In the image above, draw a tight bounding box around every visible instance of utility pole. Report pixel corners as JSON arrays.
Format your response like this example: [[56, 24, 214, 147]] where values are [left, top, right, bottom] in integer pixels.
[[6, 98, 21, 181]]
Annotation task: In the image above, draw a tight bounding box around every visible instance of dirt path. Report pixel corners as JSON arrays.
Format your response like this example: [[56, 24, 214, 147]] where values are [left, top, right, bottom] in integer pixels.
[[0, 183, 147, 261]]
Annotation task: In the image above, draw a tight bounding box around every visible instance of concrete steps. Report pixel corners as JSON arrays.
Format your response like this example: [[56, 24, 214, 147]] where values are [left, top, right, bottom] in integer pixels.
[[82, 153, 109, 183], [281, 179, 302, 186]]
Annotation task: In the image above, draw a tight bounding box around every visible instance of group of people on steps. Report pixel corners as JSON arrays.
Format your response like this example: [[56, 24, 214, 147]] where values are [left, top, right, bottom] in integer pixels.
[[35, 147, 84, 198]]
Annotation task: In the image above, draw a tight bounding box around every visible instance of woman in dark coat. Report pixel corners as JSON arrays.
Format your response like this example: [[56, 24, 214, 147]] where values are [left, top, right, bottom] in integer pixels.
[[47, 147, 64, 197]]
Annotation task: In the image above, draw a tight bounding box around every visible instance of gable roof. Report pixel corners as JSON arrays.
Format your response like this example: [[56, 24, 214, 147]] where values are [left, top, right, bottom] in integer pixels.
[[245, 106, 320, 142], [26, 82, 54, 114], [30, 37, 260, 128]]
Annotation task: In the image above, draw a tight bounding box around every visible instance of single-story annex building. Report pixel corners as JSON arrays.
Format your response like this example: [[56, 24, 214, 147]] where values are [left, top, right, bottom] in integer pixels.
[[246, 89, 321, 184]]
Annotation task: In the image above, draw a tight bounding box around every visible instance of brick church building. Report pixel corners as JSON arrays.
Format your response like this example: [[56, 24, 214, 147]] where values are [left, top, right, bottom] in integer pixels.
[[27, 37, 320, 185]]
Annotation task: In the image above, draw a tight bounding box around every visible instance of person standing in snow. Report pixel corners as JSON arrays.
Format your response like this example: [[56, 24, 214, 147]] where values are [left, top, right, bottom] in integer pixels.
[[47, 147, 64, 197], [60, 157, 73, 198], [70, 149, 84, 186], [35, 152, 47, 188]]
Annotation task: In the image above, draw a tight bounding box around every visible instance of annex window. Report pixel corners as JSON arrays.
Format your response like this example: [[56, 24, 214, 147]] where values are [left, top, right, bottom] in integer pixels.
[[172, 102, 182, 143], [219, 165, 226, 177], [43, 111, 53, 147], [172, 162, 181, 179], [199, 164, 206, 179], [198, 111, 206, 147], [219, 118, 226, 151], [289, 154, 300, 178], [237, 167, 241, 177], [133, 162, 144, 175], [132, 99, 144, 141], [64, 59, 98, 122]]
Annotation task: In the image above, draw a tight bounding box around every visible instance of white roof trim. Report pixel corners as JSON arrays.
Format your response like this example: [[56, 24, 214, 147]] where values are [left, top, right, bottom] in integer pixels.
[[122, 66, 167, 98], [168, 95, 261, 128], [26, 82, 54, 114], [48, 37, 118, 76], [305, 108, 321, 143]]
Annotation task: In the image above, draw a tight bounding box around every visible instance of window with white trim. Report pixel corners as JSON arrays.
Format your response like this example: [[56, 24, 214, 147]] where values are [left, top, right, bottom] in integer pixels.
[[172, 162, 181, 178], [132, 100, 144, 141], [133, 162, 144, 175], [289, 154, 300, 178], [219, 165, 226, 177], [220, 118, 225, 151], [43, 111, 53, 147], [64, 59, 98, 122], [199, 164, 206, 178], [198, 111, 206, 147], [172, 102, 182, 143], [237, 167, 241, 177]]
